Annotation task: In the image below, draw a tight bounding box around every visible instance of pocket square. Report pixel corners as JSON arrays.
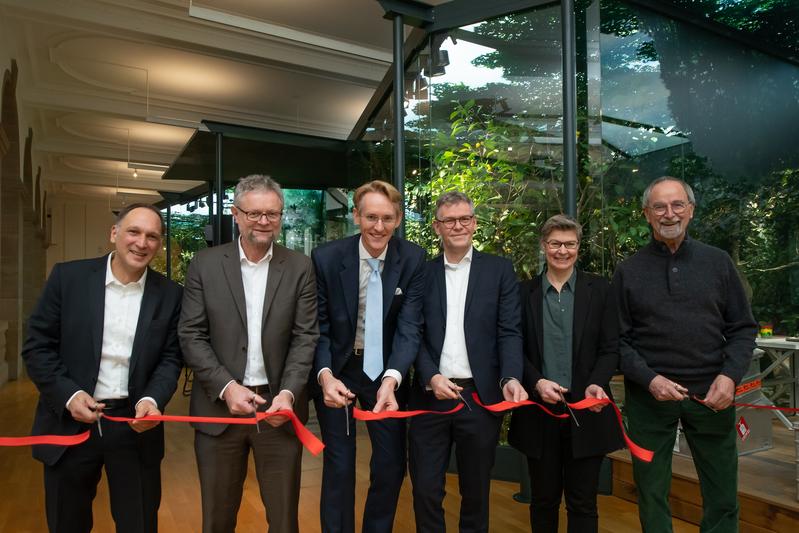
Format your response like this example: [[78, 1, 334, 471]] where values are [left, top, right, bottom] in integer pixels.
[[394, 287, 403, 296]]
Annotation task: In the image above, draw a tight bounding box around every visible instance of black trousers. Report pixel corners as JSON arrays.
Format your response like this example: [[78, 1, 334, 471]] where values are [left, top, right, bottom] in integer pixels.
[[408, 382, 502, 533], [43, 403, 161, 533], [526, 415, 604, 533]]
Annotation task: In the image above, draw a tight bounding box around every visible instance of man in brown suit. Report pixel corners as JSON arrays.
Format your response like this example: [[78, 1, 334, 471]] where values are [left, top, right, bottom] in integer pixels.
[[179, 174, 319, 533]]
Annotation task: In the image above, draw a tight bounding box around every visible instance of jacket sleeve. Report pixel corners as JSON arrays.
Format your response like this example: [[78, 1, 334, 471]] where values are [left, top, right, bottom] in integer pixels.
[[279, 258, 319, 397], [22, 263, 82, 416], [497, 259, 524, 382], [586, 280, 620, 390], [386, 247, 427, 378], [141, 283, 184, 410], [178, 255, 236, 401], [719, 256, 757, 384]]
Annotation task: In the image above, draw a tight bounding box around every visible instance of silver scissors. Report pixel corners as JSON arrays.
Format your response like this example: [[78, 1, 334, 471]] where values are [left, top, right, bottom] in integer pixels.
[[456, 390, 472, 411]]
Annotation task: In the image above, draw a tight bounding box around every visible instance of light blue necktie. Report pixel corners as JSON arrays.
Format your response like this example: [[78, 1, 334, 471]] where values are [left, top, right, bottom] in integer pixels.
[[363, 257, 383, 381]]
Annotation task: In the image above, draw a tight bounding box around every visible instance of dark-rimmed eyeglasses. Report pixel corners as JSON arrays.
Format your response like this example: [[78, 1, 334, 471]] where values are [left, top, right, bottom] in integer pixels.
[[545, 240, 579, 250], [647, 201, 690, 216], [435, 215, 475, 229], [236, 207, 283, 223]]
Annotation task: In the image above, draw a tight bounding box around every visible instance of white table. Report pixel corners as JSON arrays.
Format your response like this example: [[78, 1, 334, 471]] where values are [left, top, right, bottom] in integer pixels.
[[755, 337, 799, 410]]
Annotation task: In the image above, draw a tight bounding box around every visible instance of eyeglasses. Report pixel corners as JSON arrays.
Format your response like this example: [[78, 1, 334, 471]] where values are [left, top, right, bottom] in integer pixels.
[[545, 240, 579, 250], [362, 214, 398, 226], [435, 215, 475, 229], [236, 207, 283, 223], [647, 201, 690, 216]]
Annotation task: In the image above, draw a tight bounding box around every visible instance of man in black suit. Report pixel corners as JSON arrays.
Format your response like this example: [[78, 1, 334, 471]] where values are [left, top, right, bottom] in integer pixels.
[[508, 214, 623, 533], [312, 180, 426, 533], [22, 203, 183, 533], [409, 191, 528, 533]]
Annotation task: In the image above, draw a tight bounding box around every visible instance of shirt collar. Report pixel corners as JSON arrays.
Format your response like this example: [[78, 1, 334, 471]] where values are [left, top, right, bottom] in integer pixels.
[[105, 252, 147, 288], [444, 247, 474, 270], [649, 232, 692, 256], [358, 237, 388, 262], [238, 237, 273, 266], [542, 267, 576, 292]]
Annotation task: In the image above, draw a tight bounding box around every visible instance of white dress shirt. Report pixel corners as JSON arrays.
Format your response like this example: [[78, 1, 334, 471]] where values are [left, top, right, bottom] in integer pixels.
[[67, 253, 155, 410], [238, 238, 272, 387], [438, 247, 474, 379]]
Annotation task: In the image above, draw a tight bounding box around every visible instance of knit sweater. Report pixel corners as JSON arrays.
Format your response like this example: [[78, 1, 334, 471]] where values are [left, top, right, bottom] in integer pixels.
[[612, 235, 757, 395]]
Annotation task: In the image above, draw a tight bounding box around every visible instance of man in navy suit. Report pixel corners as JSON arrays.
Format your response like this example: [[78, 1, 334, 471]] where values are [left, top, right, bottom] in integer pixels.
[[408, 191, 528, 533], [22, 203, 183, 533], [312, 180, 426, 533]]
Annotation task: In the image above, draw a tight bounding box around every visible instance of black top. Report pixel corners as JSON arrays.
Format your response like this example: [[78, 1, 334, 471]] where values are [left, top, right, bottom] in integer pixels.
[[612, 235, 757, 395]]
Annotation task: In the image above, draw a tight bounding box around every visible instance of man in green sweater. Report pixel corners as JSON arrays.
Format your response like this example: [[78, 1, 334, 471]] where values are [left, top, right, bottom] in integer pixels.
[[613, 176, 757, 533]]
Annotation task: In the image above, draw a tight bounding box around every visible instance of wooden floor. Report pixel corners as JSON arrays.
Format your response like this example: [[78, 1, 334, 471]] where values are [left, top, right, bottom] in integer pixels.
[[0, 377, 697, 532]]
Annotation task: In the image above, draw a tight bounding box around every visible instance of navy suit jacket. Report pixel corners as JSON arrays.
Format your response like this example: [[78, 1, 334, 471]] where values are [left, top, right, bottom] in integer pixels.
[[508, 271, 624, 459], [413, 250, 523, 405], [22, 255, 183, 466], [311, 234, 426, 384]]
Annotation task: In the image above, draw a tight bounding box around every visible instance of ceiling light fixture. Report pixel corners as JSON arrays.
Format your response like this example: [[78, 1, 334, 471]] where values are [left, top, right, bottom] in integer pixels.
[[128, 162, 170, 172]]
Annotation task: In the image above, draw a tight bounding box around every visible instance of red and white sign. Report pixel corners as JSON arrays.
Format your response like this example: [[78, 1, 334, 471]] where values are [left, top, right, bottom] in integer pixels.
[[737, 416, 751, 441]]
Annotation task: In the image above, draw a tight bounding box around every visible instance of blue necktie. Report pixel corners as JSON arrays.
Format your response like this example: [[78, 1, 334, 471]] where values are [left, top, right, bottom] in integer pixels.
[[363, 258, 383, 381]]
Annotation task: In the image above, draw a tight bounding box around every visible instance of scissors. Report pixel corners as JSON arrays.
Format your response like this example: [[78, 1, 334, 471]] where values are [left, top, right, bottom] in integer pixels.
[[558, 389, 580, 427], [456, 390, 472, 411]]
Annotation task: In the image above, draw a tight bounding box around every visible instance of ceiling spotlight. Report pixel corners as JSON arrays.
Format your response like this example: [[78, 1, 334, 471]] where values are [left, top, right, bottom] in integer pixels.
[[133, 169, 138, 178]]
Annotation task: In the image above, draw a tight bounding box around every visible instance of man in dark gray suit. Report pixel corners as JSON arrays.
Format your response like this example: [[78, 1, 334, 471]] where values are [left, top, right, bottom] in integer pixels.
[[179, 175, 318, 533]]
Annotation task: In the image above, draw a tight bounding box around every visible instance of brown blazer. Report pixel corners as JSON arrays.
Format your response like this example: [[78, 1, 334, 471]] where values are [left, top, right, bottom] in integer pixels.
[[179, 241, 319, 435]]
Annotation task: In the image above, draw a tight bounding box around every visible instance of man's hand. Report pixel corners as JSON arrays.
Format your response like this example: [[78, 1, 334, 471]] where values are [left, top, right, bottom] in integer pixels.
[[264, 391, 294, 428], [429, 374, 461, 400], [535, 379, 566, 404], [703, 374, 735, 411], [319, 370, 355, 408], [67, 391, 104, 424], [648, 375, 689, 402], [129, 399, 161, 433], [373, 377, 399, 413], [223, 382, 266, 415], [502, 379, 529, 403], [584, 384, 609, 413]]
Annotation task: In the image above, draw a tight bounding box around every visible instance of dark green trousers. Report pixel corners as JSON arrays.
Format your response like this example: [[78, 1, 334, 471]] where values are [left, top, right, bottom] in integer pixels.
[[625, 380, 739, 533]]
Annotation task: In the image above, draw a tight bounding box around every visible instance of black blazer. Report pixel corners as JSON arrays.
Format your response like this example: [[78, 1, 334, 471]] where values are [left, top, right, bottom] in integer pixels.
[[508, 270, 624, 459], [22, 255, 183, 466], [311, 234, 426, 385], [412, 250, 523, 406]]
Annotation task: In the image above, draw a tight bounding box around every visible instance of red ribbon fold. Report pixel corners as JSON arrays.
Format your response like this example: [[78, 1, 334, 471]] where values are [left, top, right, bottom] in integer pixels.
[[0, 411, 324, 456], [469, 393, 654, 463], [0, 430, 91, 447], [353, 403, 464, 421]]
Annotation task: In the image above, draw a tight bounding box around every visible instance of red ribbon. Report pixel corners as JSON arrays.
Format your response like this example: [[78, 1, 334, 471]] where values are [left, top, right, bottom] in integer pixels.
[[470, 393, 655, 463], [0, 430, 91, 447], [0, 411, 324, 456], [353, 403, 464, 421], [733, 402, 799, 413], [102, 411, 324, 456]]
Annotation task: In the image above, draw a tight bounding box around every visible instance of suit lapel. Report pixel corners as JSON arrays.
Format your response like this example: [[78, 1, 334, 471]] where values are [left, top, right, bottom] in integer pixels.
[[221, 243, 248, 328], [463, 249, 480, 316], [434, 255, 446, 322], [572, 271, 591, 363], [129, 269, 159, 377], [529, 276, 544, 360], [339, 236, 360, 329], [89, 256, 108, 369], [381, 237, 401, 319], [262, 245, 285, 328]]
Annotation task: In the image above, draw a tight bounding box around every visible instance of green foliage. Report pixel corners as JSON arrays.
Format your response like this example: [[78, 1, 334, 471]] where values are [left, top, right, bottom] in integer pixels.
[[149, 213, 208, 284], [407, 101, 563, 279]]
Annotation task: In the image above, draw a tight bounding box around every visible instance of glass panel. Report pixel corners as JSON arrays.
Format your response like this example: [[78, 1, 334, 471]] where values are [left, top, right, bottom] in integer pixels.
[[406, 3, 566, 278], [594, 1, 799, 338]]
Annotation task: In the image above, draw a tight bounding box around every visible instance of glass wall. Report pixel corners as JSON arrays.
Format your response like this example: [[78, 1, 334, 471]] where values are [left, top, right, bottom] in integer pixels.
[[593, 1, 799, 337], [369, 0, 798, 334]]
